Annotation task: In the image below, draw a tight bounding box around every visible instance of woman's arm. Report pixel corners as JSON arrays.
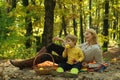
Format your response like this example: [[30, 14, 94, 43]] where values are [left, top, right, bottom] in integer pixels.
[[94, 48, 103, 64], [77, 49, 84, 62], [87, 48, 104, 68], [52, 36, 65, 44]]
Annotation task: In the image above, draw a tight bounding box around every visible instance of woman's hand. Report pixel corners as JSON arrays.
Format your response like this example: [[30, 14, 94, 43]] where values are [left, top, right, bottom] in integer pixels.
[[52, 36, 60, 41], [52, 36, 64, 42]]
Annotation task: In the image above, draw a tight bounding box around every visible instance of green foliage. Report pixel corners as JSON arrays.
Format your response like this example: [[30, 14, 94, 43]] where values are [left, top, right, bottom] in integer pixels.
[[0, 0, 120, 59]]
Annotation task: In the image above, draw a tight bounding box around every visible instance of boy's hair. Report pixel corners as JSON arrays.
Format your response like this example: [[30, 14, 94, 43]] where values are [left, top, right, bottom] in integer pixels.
[[65, 34, 77, 44]]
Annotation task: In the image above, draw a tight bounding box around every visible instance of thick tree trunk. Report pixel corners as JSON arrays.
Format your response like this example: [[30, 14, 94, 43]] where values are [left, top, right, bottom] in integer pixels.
[[42, 0, 56, 46]]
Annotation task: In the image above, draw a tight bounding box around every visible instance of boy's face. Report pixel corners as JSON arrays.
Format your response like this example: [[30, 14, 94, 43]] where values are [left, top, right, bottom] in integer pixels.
[[65, 38, 75, 47]]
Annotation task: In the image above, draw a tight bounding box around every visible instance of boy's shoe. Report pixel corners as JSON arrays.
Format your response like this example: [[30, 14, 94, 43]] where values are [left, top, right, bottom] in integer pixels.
[[70, 68, 79, 74], [56, 67, 64, 72]]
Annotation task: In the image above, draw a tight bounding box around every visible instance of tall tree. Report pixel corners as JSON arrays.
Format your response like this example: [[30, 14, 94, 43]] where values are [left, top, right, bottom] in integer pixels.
[[89, 0, 92, 28], [72, 4, 77, 36], [79, 0, 84, 43], [22, 0, 33, 49], [42, 0, 56, 46], [58, 3, 67, 37], [113, 0, 118, 40], [102, 0, 109, 50], [6, 0, 17, 12], [11, 0, 17, 9]]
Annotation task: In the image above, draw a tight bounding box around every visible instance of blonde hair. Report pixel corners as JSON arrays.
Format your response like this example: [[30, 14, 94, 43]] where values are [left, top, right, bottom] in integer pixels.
[[85, 29, 98, 44], [65, 34, 77, 45]]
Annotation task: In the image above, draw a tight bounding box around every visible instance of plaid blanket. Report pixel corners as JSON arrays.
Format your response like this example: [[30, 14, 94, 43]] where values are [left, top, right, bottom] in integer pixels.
[[80, 63, 109, 72]]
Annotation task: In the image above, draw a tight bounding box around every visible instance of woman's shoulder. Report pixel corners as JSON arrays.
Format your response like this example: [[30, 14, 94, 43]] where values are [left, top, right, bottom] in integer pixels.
[[92, 44, 100, 47], [91, 44, 102, 51]]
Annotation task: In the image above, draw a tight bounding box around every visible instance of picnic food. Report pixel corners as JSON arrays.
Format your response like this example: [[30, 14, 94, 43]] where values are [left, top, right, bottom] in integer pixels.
[[39, 68, 44, 70], [65, 44, 70, 48], [37, 61, 58, 67]]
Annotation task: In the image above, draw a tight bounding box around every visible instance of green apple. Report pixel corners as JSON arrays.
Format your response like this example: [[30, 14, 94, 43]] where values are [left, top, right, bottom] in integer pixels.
[[39, 68, 44, 70]]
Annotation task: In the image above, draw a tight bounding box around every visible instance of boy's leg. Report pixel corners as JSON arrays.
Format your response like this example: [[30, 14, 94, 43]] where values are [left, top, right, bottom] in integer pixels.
[[57, 63, 72, 72], [70, 62, 82, 74]]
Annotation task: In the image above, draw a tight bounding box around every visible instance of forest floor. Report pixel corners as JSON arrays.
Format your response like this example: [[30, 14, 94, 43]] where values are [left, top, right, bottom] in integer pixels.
[[0, 47, 120, 80]]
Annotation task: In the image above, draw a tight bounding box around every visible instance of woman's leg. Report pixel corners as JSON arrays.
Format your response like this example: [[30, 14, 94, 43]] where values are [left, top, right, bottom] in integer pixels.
[[46, 43, 64, 56], [10, 43, 65, 69]]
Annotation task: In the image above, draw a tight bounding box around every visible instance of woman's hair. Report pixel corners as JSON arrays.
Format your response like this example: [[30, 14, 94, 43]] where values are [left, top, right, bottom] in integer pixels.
[[85, 29, 98, 44], [65, 34, 77, 44]]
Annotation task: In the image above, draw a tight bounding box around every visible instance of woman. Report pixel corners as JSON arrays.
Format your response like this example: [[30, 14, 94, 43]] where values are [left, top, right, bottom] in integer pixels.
[[10, 29, 103, 70]]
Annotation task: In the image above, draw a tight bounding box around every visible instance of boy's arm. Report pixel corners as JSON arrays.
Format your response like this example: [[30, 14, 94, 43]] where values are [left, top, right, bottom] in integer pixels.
[[77, 49, 84, 62], [62, 48, 68, 58]]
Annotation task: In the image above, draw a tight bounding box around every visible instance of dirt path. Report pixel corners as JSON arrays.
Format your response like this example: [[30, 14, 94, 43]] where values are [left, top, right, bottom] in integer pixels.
[[0, 47, 120, 80]]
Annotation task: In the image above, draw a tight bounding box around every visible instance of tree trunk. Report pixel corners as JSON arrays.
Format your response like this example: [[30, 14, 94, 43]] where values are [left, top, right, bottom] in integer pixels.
[[89, 0, 92, 28], [42, 0, 56, 46], [6, 0, 17, 12], [102, 0, 109, 51], [62, 15, 67, 36], [31, 0, 35, 5], [22, 0, 33, 49], [113, 0, 118, 40], [11, 0, 17, 9], [73, 18, 77, 36], [58, 4, 67, 37], [79, 0, 84, 43], [72, 5, 77, 36]]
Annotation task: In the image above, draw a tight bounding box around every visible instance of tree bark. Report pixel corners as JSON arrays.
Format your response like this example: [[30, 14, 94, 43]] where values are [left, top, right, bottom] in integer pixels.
[[72, 5, 77, 36], [102, 0, 109, 51], [42, 0, 56, 46], [22, 0, 33, 49], [89, 0, 92, 28], [79, 0, 84, 43]]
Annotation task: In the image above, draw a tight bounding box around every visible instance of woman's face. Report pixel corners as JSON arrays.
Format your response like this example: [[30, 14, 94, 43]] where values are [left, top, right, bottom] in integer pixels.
[[84, 31, 93, 42]]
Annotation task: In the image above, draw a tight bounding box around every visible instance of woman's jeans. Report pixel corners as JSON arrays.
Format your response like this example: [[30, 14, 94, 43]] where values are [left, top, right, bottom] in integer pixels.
[[40, 43, 67, 64]]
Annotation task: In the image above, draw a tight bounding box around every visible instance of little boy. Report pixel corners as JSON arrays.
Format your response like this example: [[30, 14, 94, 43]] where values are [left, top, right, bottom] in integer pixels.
[[56, 34, 84, 75]]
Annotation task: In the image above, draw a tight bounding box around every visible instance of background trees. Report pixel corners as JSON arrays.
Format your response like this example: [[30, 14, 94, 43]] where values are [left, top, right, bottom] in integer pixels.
[[0, 0, 120, 59]]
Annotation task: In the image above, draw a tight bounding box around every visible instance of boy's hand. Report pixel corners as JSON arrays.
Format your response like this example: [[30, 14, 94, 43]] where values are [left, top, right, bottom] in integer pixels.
[[82, 62, 88, 67], [65, 44, 70, 48]]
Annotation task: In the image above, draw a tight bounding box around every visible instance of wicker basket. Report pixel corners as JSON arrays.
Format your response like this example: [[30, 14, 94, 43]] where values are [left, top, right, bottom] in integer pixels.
[[33, 53, 56, 75]]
